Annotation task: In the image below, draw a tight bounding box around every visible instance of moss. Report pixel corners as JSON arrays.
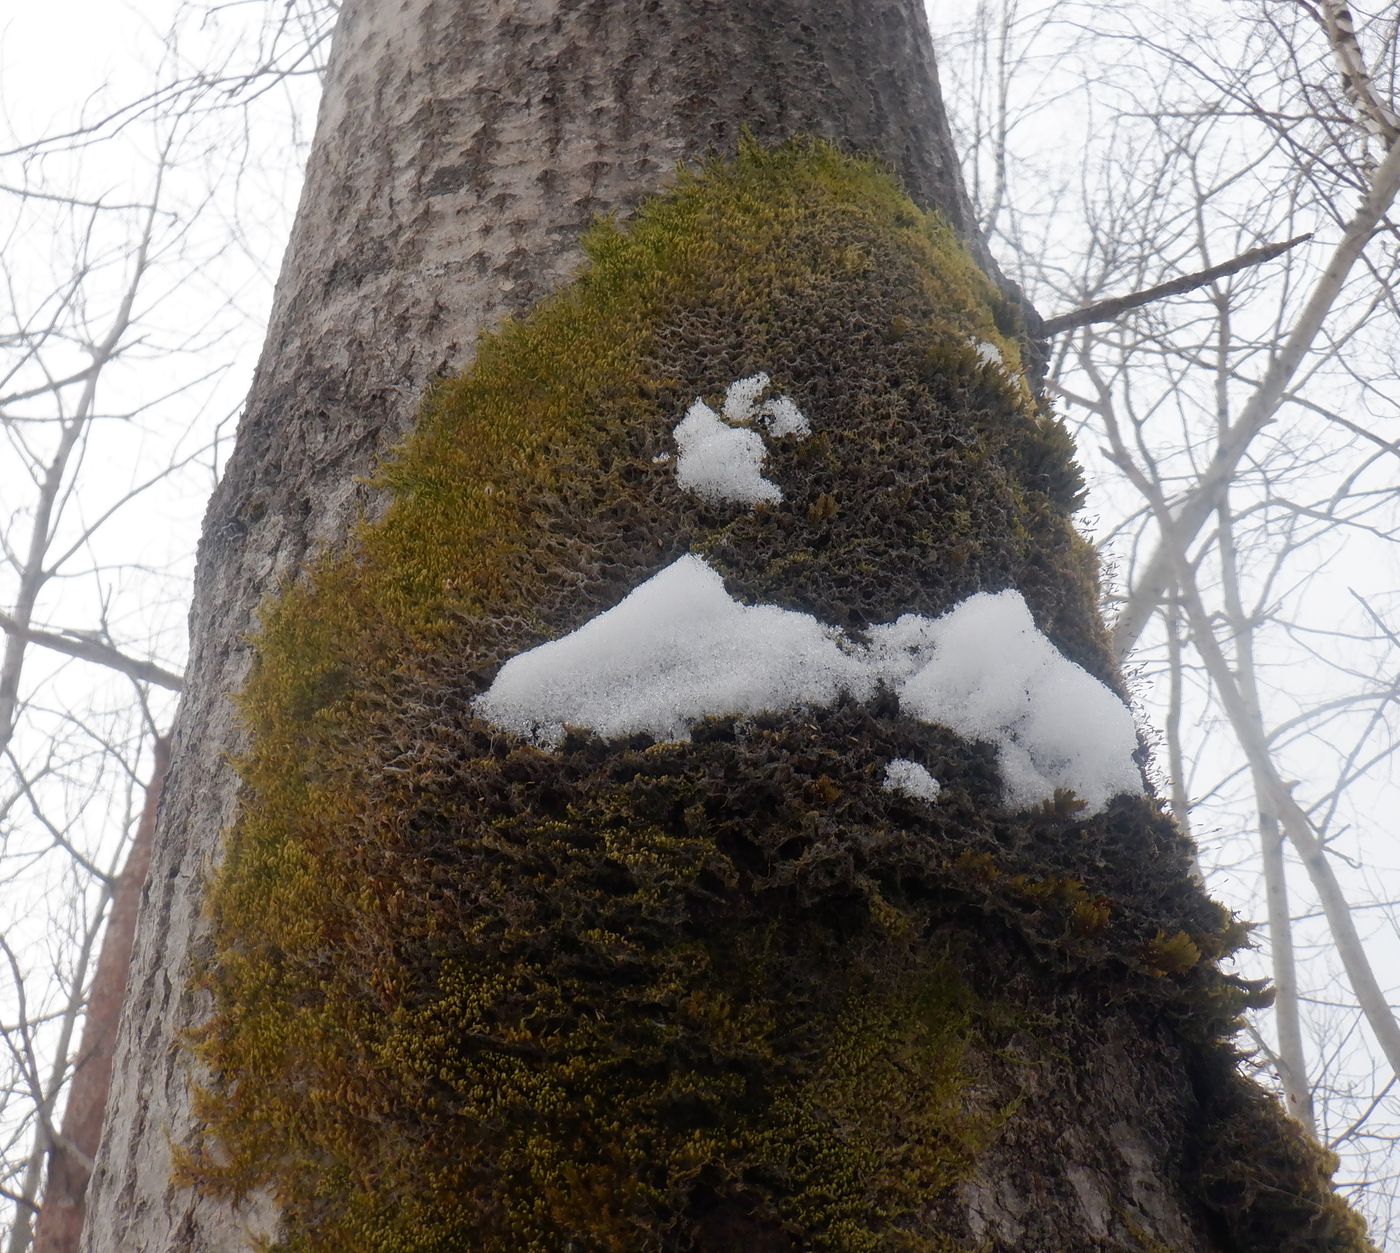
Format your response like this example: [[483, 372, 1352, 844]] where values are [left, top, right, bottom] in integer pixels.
[[185, 140, 1371, 1250], [1189, 1052, 1376, 1252], [1140, 930, 1203, 978]]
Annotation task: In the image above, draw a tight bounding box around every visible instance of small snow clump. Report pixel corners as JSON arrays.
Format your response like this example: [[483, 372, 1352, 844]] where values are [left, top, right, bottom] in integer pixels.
[[722, 373, 774, 424], [756, 393, 810, 438], [723, 373, 811, 438], [673, 399, 780, 505], [672, 374, 811, 506], [883, 759, 942, 802], [973, 339, 1003, 367]]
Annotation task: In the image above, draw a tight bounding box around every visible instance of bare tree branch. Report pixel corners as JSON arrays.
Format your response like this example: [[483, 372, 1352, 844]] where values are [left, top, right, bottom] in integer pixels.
[[1041, 232, 1314, 335], [1113, 130, 1400, 659], [0, 615, 182, 692]]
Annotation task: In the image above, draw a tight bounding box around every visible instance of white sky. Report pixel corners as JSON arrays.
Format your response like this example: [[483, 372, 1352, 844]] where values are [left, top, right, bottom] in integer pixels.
[[2, 0, 180, 135]]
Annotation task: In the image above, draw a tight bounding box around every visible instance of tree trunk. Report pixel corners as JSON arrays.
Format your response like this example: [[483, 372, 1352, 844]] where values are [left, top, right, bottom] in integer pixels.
[[32, 739, 169, 1253], [81, 2, 1367, 1250]]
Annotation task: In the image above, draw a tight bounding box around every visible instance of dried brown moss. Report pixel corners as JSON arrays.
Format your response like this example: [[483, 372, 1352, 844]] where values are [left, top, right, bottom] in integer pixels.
[[184, 140, 1372, 1252]]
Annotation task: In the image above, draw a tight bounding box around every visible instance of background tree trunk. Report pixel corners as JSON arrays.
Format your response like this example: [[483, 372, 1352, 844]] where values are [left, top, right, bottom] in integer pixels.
[[81, 3, 990, 1249], [32, 739, 169, 1253]]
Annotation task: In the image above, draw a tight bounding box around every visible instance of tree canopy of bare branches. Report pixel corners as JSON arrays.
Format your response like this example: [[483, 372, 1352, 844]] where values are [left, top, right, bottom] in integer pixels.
[[932, 0, 1400, 1237]]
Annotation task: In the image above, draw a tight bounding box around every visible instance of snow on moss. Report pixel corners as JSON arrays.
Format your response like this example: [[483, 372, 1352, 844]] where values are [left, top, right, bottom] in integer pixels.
[[869, 592, 1143, 813], [721, 373, 772, 423], [476, 557, 1142, 815], [755, 394, 809, 438], [883, 759, 942, 802], [673, 399, 781, 505], [672, 374, 811, 505], [473, 554, 870, 747], [972, 339, 1003, 368]]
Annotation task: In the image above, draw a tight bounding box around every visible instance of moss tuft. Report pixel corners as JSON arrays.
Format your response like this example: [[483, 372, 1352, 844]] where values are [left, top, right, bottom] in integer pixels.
[[184, 140, 1371, 1251], [1190, 1054, 1375, 1252]]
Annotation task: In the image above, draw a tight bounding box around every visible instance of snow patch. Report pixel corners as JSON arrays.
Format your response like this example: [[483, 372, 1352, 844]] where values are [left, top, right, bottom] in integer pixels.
[[722, 373, 773, 424], [673, 400, 780, 505], [883, 759, 942, 802], [476, 557, 1142, 815], [973, 339, 1003, 368], [473, 555, 871, 747], [723, 373, 812, 438], [874, 591, 1142, 814], [755, 393, 810, 438], [672, 374, 810, 506]]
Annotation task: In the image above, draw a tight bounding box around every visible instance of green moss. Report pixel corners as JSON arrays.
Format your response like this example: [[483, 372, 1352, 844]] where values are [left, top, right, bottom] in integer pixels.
[[185, 140, 1370, 1250], [1190, 1053, 1376, 1252]]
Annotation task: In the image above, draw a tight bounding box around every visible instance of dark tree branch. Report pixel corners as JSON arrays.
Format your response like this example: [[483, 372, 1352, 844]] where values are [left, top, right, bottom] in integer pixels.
[[1042, 232, 1315, 335], [0, 614, 183, 691]]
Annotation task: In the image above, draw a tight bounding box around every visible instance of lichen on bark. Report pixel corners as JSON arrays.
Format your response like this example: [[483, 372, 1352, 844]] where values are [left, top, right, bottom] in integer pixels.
[[182, 141, 1372, 1252]]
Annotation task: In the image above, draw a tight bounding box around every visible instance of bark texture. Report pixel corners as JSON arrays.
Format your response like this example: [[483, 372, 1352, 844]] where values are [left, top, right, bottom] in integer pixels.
[[34, 740, 169, 1253], [82, 3, 993, 1249]]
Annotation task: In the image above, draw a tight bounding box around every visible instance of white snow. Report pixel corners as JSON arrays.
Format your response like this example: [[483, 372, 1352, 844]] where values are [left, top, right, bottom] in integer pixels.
[[722, 373, 812, 437], [672, 375, 811, 506], [673, 399, 781, 505], [476, 556, 1143, 816], [755, 394, 810, 438], [473, 555, 872, 747], [871, 591, 1143, 813], [973, 339, 1003, 368], [883, 759, 942, 802], [722, 373, 774, 424]]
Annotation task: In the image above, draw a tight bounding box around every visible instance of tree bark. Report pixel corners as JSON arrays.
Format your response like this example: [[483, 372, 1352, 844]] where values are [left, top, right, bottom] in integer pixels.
[[81, 2, 1365, 1251], [82, 4, 989, 1249], [33, 739, 169, 1253]]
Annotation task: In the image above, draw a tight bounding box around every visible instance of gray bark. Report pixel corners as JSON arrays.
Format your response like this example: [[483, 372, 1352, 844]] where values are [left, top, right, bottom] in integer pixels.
[[81, 2, 991, 1248]]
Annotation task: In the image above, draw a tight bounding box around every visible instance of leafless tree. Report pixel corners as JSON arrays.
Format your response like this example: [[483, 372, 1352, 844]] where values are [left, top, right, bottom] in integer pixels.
[[0, 2, 335, 1246], [4, 0, 1392, 1245], [64, 0, 1372, 1248], [932, 0, 1400, 1236]]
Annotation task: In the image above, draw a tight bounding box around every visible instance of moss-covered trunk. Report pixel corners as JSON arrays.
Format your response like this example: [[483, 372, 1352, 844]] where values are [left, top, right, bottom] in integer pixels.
[[83, 4, 1368, 1252]]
